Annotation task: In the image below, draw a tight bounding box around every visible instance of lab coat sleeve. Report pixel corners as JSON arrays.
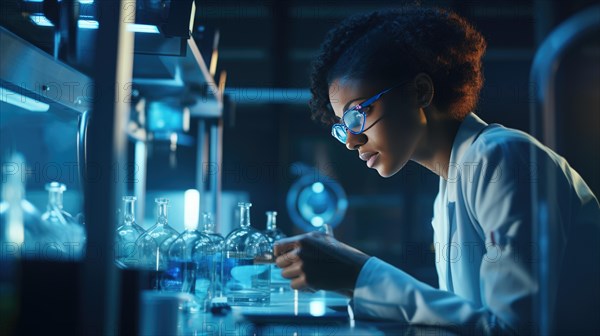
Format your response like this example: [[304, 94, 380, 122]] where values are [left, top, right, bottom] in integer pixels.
[[353, 257, 507, 334]]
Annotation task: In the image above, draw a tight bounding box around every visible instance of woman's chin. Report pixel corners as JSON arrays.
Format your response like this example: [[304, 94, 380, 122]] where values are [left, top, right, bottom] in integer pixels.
[[375, 160, 408, 178]]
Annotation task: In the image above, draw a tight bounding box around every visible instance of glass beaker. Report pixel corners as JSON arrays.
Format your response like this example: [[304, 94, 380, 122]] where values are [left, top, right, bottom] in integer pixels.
[[115, 196, 145, 268], [222, 202, 272, 305]]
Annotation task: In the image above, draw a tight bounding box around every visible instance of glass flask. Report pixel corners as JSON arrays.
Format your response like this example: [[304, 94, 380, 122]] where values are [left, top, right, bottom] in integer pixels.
[[198, 212, 225, 297], [115, 196, 145, 268], [262, 211, 290, 291], [162, 222, 207, 290], [263, 211, 286, 244], [40, 182, 86, 260], [222, 202, 272, 305], [135, 198, 180, 290]]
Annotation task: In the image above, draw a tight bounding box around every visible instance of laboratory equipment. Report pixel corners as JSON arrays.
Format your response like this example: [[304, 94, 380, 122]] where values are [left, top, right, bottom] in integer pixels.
[[199, 212, 225, 297], [263, 211, 286, 244], [286, 164, 348, 232], [135, 198, 180, 289], [115, 196, 145, 267], [222, 202, 272, 305], [262, 211, 290, 291], [164, 218, 214, 313], [40, 182, 86, 260]]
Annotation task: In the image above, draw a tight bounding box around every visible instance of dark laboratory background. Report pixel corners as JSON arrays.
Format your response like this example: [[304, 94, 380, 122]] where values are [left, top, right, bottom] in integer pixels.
[[1, 0, 599, 290]]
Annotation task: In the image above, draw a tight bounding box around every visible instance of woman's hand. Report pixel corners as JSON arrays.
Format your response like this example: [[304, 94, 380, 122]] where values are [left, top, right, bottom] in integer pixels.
[[273, 232, 370, 295]]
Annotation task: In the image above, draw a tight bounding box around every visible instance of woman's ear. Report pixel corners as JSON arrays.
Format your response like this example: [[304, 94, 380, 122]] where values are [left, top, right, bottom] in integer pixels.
[[413, 73, 434, 108]]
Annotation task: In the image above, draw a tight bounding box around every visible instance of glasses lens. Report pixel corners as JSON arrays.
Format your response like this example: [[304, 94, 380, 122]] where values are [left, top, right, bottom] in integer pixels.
[[331, 124, 347, 143], [343, 108, 364, 133]]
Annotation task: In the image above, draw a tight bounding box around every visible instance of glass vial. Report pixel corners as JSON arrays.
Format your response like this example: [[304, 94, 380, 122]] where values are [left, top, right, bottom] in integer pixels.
[[115, 196, 145, 268], [222, 202, 271, 305]]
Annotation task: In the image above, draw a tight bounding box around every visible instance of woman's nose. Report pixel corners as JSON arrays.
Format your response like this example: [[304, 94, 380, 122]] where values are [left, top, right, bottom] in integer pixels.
[[345, 131, 366, 150]]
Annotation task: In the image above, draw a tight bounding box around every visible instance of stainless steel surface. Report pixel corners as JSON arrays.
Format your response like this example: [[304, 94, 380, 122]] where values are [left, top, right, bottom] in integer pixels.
[[0, 27, 92, 116]]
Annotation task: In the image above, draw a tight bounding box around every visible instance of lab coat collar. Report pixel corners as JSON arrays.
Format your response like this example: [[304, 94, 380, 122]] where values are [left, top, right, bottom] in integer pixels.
[[445, 113, 488, 201]]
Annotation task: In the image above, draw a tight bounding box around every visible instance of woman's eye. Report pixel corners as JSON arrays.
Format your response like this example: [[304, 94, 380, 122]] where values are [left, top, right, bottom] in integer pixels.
[[360, 106, 372, 114]]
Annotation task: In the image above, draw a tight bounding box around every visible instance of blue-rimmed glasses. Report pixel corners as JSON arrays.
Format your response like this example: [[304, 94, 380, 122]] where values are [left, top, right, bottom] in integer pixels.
[[331, 81, 408, 144]]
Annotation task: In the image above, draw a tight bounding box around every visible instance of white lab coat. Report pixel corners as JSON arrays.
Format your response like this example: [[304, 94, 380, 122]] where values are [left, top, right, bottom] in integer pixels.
[[352, 113, 600, 334]]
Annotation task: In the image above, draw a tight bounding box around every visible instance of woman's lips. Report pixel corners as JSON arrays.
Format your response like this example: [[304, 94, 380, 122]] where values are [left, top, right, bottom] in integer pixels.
[[367, 153, 380, 168], [359, 152, 380, 168]]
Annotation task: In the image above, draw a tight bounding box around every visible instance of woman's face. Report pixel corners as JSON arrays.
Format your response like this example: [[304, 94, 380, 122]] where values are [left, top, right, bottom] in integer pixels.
[[328, 78, 426, 178]]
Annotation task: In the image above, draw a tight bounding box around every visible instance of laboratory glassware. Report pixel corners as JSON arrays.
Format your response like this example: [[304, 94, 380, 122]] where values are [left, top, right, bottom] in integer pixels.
[[135, 198, 179, 289], [263, 211, 286, 244], [40, 182, 85, 259], [115, 196, 145, 268], [222, 202, 272, 305], [196, 212, 225, 298], [262, 211, 290, 291]]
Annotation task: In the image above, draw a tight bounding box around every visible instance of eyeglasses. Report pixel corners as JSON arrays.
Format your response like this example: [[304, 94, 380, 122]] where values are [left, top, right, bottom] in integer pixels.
[[330, 81, 408, 144]]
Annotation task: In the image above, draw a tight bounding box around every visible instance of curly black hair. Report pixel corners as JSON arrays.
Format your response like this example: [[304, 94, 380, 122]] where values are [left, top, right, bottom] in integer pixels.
[[309, 6, 487, 125]]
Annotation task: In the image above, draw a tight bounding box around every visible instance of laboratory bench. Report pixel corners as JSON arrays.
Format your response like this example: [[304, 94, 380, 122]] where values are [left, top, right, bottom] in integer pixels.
[[144, 289, 461, 336]]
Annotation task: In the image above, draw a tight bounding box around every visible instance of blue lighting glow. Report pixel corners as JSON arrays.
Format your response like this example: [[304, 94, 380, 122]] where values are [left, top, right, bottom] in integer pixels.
[[0, 87, 50, 112], [127, 24, 160, 34], [78, 20, 99, 29], [311, 182, 325, 194], [29, 15, 53, 27], [309, 301, 326, 317], [184, 189, 200, 230], [29, 14, 160, 34], [311, 216, 324, 227]]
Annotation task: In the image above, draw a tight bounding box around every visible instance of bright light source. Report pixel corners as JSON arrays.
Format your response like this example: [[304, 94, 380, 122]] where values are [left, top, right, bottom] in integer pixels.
[[127, 24, 160, 34], [311, 182, 325, 194], [0, 87, 49, 112], [29, 14, 160, 34], [78, 20, 99, 29], [184, 189, 200, 230], [29, 15, 53, 27], [309, 301, 326, 317], [311, 216, 324, 227]]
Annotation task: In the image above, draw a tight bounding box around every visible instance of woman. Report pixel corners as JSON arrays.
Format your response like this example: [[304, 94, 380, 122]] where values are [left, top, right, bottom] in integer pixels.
[[274, 6, 600, 335]]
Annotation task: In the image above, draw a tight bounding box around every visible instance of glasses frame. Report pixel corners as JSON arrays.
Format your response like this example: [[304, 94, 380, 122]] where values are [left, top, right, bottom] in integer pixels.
[[331, 81, 409, 144]]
